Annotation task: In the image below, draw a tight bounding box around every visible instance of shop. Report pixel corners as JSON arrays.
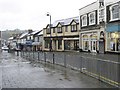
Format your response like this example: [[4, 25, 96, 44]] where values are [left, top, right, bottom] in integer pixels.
[[81, 32, 99, 52], [64, 38, 79, 51], [106, 24, 120, 53]]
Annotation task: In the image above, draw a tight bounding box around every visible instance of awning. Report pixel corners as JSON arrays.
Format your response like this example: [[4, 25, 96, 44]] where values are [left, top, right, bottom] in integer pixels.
[[106, 24, 120, 32]]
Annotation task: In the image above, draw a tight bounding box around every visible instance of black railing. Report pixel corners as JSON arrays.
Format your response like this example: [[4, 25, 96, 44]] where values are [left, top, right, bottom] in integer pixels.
[[14, 51, 120, 88]]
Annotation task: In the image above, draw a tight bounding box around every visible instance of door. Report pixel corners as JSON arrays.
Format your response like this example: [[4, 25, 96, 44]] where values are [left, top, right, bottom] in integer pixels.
[[91, 40, 97, 52], [99, 40, 105, 53]]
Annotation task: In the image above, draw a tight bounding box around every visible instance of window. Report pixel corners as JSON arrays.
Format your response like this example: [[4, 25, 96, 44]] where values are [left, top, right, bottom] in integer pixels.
[[89, 12, 95, 25], [45, 39, 50, 48], [110, 4, 119, 21], [58, 40, 62, 49], [57, 27, 62, 33], [71, 25, 77, 32], [99, 9, 104, 21], [46, 28, 50, 34], [37, 37, 39, 42], [53, 28, 55, 33], [65, 26, 68, 32], [81, 15, 87, 27]]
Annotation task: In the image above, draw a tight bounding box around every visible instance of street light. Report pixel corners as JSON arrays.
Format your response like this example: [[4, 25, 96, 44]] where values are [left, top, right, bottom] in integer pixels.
[[46, 12, 52, 51]]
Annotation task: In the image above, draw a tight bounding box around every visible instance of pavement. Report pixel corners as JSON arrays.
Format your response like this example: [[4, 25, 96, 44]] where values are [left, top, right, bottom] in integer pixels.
[[0, 51, 116, 88]]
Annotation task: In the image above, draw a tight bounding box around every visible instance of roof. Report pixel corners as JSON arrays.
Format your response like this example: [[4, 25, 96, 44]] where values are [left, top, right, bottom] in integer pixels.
[[79, 1, 97, 10], [36, 30, 43, 36], [8, 37, 14, 40], [52, 16, 79, 27], [31, 30, 40, 35], [19, 32, 28, 39]]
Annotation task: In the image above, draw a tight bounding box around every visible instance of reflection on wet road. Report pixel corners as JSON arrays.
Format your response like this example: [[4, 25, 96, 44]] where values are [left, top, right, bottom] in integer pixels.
[[0, 51, 114, 88]]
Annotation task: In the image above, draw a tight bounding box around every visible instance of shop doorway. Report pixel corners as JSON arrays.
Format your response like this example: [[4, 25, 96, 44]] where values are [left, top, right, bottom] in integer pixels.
[[91, 40, 97, 52], [99, 39, 105, 53]]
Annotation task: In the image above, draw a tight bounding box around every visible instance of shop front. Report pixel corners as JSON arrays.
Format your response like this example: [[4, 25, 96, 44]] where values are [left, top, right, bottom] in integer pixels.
[[64, 38, 79, 51], [106, 24, 120, 53], [81, 33, 98, 52], [26, 40, 33, 51]]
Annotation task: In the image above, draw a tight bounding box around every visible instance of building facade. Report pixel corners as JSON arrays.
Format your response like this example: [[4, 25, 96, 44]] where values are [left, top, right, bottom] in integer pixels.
[[43, 17, 80, 51], [79, 0, 120, 53], [79, 1, 104, 53], [32, 30, 43, 51], [105, 1, 120, 53]]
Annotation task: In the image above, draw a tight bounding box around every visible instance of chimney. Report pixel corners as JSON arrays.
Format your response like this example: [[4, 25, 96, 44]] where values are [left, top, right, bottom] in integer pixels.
[[28, 29, 33, 34]]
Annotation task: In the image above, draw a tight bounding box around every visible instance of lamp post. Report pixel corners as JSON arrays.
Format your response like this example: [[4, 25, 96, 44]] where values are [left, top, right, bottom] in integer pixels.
[[46, 12, 52, 51]]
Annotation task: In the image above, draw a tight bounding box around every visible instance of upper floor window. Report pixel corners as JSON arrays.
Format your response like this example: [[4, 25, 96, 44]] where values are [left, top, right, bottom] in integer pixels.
[[65, 26, 68, 32], [53, 28, 55, 33], [89, 12, 95, 25], [57, 27, 62, 33], [99, 9, 105, 21], [110, 4, 119, 21], [81, 15, 87, 27], [71, 24, 77, 32], [46, 28, 50, 34]]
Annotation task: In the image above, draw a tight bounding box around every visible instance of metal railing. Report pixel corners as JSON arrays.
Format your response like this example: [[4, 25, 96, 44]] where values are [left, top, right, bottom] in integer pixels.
[[15, 51, 120, 88]]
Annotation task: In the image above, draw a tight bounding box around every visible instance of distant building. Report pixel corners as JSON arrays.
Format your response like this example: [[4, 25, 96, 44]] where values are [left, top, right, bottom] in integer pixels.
[[43, 16, 80, 51], [32, 30, 43, 51]]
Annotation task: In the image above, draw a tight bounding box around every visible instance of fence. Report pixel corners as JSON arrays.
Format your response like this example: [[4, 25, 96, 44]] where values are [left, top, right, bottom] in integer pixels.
[[15, 51, 120, 88]]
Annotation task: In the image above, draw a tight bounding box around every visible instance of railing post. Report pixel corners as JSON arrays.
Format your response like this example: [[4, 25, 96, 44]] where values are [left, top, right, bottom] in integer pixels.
[[38, 51, 39, 61], [33, 51, 34, 60], [44, 52, 46, 62], [64, 54, 66, 68], [17, 50, 19, 56], [80, 56, 82, 72], [23, 51, 24, 57], [53, 53, 55, 64]]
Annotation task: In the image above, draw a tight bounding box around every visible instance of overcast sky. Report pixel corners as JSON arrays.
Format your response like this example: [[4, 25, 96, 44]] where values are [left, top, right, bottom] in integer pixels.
[[0, 0, 97, 31]]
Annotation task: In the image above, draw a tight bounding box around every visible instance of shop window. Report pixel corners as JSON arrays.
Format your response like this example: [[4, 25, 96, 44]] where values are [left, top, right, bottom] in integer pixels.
[[84, 41, 89, 50], [117, 38, 120, 51], [64, 40, 70, 50], [108, 32, 120, 51], [58, 40, 62, 49], [45, 40, 50, 48]]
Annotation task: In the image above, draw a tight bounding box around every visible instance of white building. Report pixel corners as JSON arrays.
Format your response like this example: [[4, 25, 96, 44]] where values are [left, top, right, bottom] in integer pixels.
[[79, 0, 120, 53]]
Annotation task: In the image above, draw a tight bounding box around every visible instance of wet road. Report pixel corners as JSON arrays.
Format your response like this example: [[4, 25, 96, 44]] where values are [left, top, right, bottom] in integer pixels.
[[0, 51, 115, 88]]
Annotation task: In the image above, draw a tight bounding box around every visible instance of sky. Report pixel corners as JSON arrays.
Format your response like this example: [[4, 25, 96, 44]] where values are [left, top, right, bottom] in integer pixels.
[[0, 0, 97, 31]]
